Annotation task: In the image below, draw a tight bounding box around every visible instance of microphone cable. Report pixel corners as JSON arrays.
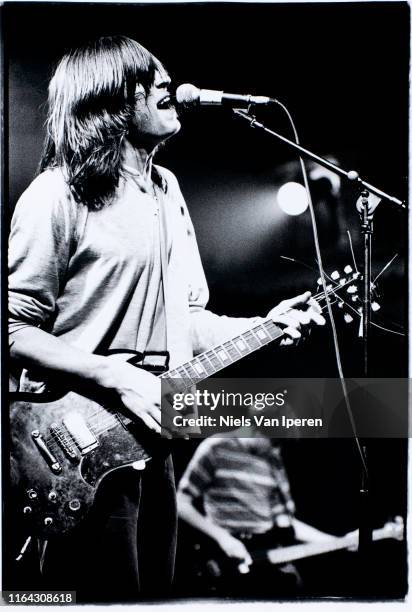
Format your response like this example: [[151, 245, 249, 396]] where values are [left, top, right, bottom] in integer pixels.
[[271, 99, 368, 479]]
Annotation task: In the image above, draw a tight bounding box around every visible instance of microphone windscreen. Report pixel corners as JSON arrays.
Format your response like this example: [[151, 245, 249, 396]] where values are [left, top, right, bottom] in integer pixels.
[[175, 83, 200, 105]]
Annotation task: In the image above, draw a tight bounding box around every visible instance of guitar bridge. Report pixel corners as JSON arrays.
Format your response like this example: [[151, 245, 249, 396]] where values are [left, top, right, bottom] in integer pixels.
[[50, 423, 78, 460], [31, 430, 62, 474]]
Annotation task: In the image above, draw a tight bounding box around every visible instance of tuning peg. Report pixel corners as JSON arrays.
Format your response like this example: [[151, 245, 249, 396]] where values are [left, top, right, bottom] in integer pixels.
[[371, 302, 381, 312], [317, 277, 322, 285], [358, 314, 363, 337], [344, 265, 353, 274], [352, 272, 361, 280], [331, 271, 340, 280], [344, 313, 354, 323], [338, 301, 344, 309], [393, 516, 404, 541], [351, 296, 359, 302], [339, 278, 347, 286], [347, 285, 358, 294]]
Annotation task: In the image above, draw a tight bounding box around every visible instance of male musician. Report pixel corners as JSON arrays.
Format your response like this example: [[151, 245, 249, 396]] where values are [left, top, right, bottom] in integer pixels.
[[8, 35, 324, 602], [177, 427, 336, 597]]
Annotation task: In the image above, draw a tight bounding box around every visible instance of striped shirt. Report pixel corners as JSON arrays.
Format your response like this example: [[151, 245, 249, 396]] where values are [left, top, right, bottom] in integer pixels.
[[178, 436, 296, 534]]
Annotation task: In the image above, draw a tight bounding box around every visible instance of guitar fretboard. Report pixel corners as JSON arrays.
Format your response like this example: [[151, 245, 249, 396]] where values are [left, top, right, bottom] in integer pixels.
[[159, 272, 356, 394], [160, 318, 284, 392], [265, 524, 401, 566]]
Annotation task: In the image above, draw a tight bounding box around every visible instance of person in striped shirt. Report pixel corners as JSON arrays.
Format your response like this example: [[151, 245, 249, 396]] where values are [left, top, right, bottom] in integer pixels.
[[177, 428, 335, 595]]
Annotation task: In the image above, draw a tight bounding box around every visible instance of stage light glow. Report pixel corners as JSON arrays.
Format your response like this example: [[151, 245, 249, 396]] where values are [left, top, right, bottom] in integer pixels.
[[277, 182, 309, 216]]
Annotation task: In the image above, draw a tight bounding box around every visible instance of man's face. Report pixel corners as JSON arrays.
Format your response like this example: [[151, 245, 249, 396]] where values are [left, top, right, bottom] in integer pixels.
[[131, 69, 180, 149]]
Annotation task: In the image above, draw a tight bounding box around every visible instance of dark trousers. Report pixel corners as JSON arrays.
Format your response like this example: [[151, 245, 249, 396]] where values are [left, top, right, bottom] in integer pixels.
[[41, 456, 177, 603]]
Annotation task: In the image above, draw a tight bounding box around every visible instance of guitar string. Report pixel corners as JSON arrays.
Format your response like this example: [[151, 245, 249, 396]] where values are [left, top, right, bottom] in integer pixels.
[[40, 283, 348, 453], [296, 251, 404, 335], [317, 273, 405, 336]]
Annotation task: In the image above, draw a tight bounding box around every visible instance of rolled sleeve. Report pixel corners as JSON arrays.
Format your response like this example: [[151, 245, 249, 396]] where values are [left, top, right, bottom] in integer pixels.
[[8, 171, 76, 338]]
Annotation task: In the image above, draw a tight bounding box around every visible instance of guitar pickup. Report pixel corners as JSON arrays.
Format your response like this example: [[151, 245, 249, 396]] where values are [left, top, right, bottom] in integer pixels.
[[62, 412, 98, 455]]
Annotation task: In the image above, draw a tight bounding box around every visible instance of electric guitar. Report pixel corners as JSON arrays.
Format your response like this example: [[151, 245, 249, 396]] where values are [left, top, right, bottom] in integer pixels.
[[181, 518, 404, 587], [9, 268, 361, 536]]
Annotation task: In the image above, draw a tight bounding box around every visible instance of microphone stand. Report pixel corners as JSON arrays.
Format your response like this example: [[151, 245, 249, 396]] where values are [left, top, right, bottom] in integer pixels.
[[233, 108, 405, 584], [358, 190, 374, 566]]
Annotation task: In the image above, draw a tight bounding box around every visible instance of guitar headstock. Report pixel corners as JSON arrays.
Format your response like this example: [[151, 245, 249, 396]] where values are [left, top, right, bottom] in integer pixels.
[[381, 516, 404, 542], [315, 265, 380, 325]]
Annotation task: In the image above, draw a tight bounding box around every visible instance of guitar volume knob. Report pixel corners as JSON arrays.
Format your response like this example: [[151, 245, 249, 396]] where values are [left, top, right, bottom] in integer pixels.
[[27, 489, 37, 500], [48, 491, 57, 502], [23, 506, 32, 514], [44, 517, 53, 526], [69, 499, 81, 512]]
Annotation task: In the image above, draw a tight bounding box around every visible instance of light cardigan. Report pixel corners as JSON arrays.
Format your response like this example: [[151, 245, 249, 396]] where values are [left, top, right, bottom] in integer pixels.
[[9, 166, 261, 390]]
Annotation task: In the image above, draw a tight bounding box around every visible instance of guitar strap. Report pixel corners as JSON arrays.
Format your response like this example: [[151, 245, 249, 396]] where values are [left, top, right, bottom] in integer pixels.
[[156, 185, 169, 354]]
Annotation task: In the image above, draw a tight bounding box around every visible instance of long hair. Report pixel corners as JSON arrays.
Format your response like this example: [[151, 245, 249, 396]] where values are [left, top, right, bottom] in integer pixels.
[[40, 36, 163, 210]]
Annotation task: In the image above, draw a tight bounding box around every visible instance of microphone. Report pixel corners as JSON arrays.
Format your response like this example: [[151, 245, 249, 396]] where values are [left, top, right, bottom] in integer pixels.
[[175, 83, 276, 107]]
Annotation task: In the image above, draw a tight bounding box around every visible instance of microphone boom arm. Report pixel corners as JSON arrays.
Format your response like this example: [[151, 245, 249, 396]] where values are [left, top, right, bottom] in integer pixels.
[[233, 109, 406, 209]]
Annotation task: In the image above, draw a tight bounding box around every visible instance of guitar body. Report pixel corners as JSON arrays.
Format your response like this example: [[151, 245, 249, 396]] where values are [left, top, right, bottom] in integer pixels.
[[10, 385, 163, 537]]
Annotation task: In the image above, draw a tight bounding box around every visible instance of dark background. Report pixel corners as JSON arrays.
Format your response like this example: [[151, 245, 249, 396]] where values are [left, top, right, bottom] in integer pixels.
[[3, 1, 409, 599]]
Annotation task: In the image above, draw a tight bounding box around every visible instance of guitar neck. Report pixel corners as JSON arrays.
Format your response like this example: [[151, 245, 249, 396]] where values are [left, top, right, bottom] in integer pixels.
[[159, 275, 353, 390], [265, 526, 390, 566], [155, 269, 364, 397], [160, 318, 284, 390]]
